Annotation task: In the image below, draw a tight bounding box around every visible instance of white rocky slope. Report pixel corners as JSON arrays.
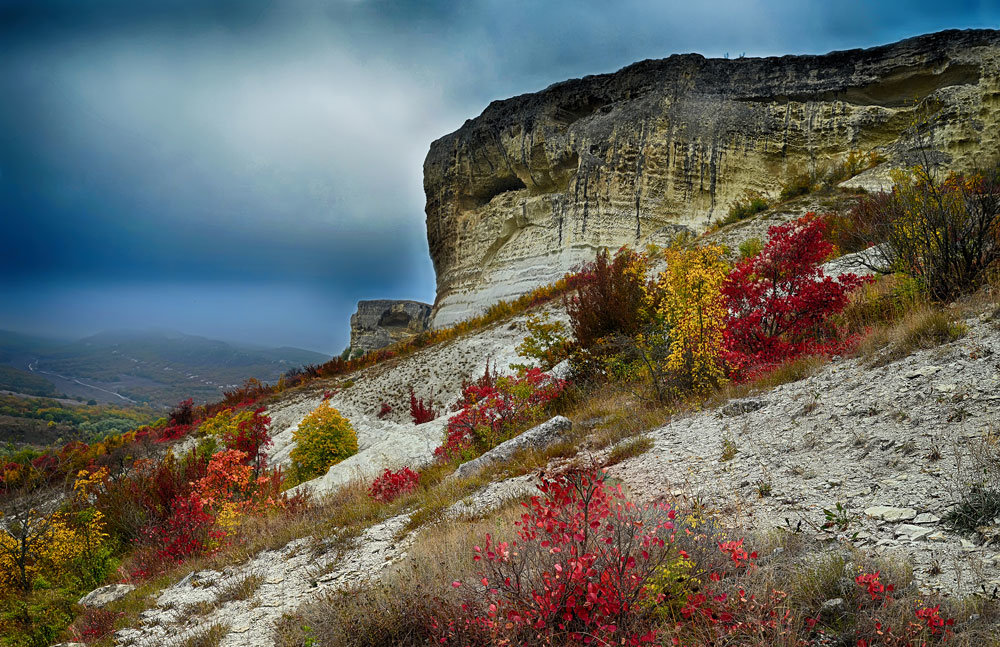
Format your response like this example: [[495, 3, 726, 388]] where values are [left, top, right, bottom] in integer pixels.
[[98, 219, 1000, 645], [610, 309, 1000, 596], [105, 304, 1000, 647]]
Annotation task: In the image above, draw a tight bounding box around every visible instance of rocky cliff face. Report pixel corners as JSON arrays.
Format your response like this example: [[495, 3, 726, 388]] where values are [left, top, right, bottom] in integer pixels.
[[424, 29, 1000, 327], [349, 300, 432, 355]]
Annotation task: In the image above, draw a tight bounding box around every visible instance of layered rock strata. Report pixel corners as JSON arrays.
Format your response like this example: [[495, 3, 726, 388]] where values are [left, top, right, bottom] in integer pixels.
[[349, 299, 432, 354], [424, 29, 1000, 326]]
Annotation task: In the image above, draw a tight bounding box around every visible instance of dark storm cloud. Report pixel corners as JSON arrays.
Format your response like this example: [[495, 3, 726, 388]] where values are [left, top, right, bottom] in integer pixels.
[[1, 1, 997, 352]]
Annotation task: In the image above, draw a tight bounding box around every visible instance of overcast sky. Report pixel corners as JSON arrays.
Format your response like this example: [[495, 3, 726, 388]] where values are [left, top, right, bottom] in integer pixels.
[[1, 1, 997, 354]]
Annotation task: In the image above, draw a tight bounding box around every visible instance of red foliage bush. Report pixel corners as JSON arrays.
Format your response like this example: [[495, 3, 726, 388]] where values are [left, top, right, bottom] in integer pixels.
[[376, 402, 393, 419], [71, 607, 123, 643], [169, 398, 195, 426], [409, 387, 438, 424], [434, 367, 567, 462], [368, 467, 420, 503], [156, 423, 192, 443], [448, 469, 676, 645], [96, 451, 209, 544], [564, 247, 650, 350], [722, 214, 869, 380], [221, 406, 272, 472], [852, 571, 955, 647], [150, 491, 221, 564]]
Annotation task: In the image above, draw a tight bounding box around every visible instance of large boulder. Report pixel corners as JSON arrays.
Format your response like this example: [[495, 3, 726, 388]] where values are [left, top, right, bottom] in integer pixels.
[[451, 416, 574, 480], [78, 583, 135, 608]]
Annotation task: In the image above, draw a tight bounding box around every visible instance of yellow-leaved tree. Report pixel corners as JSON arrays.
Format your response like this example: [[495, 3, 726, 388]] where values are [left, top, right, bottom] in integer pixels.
[[653, 244, 730, 395], [0, 468, 109, 593], [290, 401, 358, 482]]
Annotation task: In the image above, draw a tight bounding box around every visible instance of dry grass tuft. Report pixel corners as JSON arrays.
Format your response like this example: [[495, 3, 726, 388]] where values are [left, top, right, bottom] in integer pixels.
[[274, 507, 523, 647], [181, 623, 229, 647], [215, 571, 264, 605], [603, 436, 654, 467], [858, 304, 966, 367], [565, 385, 672, 450]]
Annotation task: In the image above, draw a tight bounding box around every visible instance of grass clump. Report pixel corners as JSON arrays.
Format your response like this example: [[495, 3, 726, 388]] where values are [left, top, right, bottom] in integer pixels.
[[215, 572, 263, 605], [947, 427, 1000, 540], [181, 623, 229, 647], [717, 191, 770, 228], [603, 436, 654, 467], [858, 304, 966, 367]]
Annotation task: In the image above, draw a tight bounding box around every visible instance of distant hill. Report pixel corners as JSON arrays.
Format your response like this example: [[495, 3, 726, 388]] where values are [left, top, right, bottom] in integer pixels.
[[0, 329, 330, 408], [0, 365, 58, 397]]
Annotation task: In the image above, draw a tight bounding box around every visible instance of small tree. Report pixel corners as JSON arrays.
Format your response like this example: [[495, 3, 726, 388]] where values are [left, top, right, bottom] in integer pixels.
[[845, 164, 1000, 302], [653, 244, 730, 395], [513, 312, 570, 371], [722, 214, 868, 379], [565, 247, 652, 351], [290, 401, 358, 481]]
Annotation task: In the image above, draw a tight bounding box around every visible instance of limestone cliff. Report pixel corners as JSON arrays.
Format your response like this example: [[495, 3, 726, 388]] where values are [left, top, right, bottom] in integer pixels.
[[424, 29, 1000, 327], [349, 300, 432, 355]]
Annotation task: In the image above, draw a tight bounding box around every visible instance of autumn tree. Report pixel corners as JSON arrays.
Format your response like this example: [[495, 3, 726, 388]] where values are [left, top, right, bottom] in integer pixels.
[[652, 244, 730, 395]]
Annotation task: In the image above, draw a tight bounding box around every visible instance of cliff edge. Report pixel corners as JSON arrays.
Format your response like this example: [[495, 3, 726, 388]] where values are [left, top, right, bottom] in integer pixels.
[[424, 29, 1000, 326]]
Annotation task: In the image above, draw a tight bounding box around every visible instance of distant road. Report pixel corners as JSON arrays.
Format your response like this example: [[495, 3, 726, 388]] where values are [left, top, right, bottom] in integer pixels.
[[27, 360, 138, 404]]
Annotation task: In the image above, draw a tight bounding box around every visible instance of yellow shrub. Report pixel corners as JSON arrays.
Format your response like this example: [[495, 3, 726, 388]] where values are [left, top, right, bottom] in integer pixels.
[[290, 402, 358, 481], [198, 407, 252, 438], [640, 551, 696, 620]]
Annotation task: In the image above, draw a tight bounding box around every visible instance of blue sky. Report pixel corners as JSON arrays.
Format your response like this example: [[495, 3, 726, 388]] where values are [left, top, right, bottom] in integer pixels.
[[1, 1, 998, 354]]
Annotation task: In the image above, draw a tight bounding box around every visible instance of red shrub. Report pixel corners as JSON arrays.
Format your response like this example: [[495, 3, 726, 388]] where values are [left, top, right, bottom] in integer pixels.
[[71, 607, 123, 643], [376, 402, 393, 419], [449, 469, 676, 645], [156, 423, 191, 443], [221, 406, 272, 472], [95, 452, 208, 543], [169, 398, 195, 426], [368, 467, 420, 503], [409, 387, 438, 425], [851, 571, 955, 647], [151, 491, 220, 563], [564, 247, 650, 350], [221, 378, 270, 409], [722, 214, 869, 380], [434, 367, 567, 462]]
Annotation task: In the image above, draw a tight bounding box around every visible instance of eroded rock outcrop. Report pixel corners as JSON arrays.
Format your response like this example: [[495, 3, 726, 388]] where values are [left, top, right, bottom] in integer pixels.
[[349, 299, 432, 354], [425, 29, 1000, 326]]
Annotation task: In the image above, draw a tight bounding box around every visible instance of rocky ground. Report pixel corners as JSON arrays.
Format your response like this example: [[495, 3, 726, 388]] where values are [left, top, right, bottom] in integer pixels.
[[611, 309, 1000, 596], [113, 514, 413, 647]]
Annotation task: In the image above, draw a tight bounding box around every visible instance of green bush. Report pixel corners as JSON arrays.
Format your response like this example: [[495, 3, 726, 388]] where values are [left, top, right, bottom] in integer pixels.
[[779, 172, 814, 201], [720, 191, 769, 227], [290, 402, 358, 482], [737, 237, 763, 260]]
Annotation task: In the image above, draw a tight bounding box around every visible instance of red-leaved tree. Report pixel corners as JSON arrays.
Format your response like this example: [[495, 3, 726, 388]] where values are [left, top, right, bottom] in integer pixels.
[[221, 406, 272, 474], [721, 214, 869, 379]]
